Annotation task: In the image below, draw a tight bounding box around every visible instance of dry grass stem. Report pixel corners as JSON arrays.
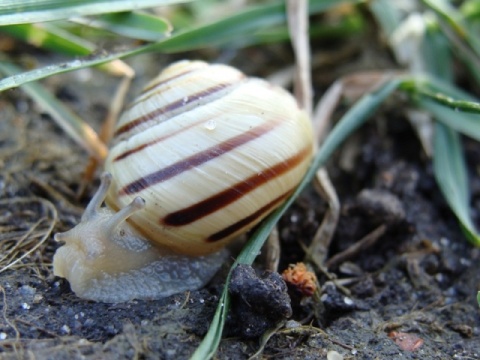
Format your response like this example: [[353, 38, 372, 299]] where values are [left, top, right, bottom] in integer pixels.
[[77, 74, 134, 198], [264, 226, 281, 272], [0, 198, 57, 273], [287, 0, 312, 116], [306, 168, 340, 266], [325, 224, 387, 269]]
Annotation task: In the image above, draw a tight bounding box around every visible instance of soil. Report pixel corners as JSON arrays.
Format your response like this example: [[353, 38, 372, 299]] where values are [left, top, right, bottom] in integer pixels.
[[1, 36, 480, 359]]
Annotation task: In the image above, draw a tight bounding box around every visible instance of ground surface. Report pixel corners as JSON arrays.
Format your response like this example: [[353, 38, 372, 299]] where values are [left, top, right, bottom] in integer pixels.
[[0, 38, 480, 359]]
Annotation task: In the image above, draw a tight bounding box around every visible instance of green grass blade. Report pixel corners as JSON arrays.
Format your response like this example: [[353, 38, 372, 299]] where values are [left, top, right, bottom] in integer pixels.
[[400, 74, 480, 111], [309, 77, 405, 172], [191, 76, 404, 360], [74, 11, 172, 41], [422, 21, 453, 82], [422, 0, 480, 78], [190, 287, 231, 360], [412, 78, 480, 151], [413, 74, 480, 143], [0, 45, 146, 92], [246, 11, 364, 46], [0, 23, 135, 77], [0, 0, 361, 93], [0, 23, 93, 56], [404, 9, 480, 248], [458, 0, 480, 86], [411, 72, 480, 113], [150, 0, 361, 53], [461, 0, 480, 19], [0, 0, 189, 25], [0, 61, 107, 160], [433, 122, 480, 246], [420, 75, 477, 102], [422, 0, 467, 36], [368, 0, 402, 37]]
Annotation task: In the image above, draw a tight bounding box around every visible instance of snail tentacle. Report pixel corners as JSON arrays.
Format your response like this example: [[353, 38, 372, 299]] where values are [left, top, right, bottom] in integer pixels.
[[105, 196, 146, 234], [82, 172, 112, 221]]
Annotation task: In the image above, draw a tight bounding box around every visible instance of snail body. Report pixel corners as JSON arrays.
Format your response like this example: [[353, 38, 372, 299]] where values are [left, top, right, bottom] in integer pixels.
[[53, 60, 314, 302]]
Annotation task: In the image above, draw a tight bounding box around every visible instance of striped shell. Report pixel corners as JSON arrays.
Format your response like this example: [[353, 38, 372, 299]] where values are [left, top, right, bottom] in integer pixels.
[[104, 60, 314, 256]]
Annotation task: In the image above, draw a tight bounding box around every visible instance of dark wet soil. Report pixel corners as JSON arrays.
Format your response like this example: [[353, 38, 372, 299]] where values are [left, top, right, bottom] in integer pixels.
[[1, 41, 480, 359]]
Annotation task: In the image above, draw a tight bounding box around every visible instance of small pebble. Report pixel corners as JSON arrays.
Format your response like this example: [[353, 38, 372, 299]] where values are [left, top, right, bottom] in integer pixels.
[[61, 325, 71, 334], [327, 350, 344, 360]]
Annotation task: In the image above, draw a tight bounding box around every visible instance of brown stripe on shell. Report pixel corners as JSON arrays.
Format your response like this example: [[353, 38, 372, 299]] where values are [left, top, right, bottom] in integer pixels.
[[114, 80, 241, 138], [206, 190, 293, 242], [113, 115, 206, 161], [163, 146, 311, 226], [125, 66, 204, 112], [140, 66, 198, 95], [119, 119, 282, 196]]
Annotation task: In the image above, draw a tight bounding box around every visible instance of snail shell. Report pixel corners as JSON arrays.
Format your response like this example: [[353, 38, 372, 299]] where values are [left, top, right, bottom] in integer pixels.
[[53, 60, 314, 302]]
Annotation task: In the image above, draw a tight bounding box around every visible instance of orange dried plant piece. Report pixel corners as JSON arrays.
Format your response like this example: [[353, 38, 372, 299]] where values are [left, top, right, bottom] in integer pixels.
[[282, 262, 317, 297], [388, 331, 424, 352]]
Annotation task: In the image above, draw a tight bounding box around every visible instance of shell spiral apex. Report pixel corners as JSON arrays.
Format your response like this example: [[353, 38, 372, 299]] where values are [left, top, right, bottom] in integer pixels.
[[53, 60, 314, 302]]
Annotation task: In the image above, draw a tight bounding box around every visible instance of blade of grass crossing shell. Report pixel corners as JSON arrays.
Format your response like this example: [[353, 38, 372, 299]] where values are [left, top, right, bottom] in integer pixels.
[[245, 78, 406, 246], [190, 77, 405, 360], [433, 123, 480, 245]]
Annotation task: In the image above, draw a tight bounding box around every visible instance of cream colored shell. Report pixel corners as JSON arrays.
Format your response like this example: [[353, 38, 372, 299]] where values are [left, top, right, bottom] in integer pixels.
[[105, 60, 314, 256]]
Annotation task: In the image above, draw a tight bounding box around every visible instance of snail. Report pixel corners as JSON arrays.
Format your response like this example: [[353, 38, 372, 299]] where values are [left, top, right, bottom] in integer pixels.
[[53, 60, 314, 303]]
